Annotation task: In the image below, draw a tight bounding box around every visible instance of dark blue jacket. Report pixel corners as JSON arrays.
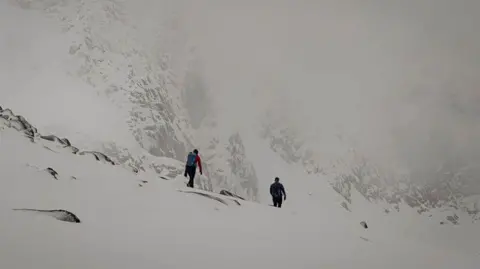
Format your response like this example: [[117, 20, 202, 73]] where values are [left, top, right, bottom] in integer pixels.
[[270, 182, 286, 198]]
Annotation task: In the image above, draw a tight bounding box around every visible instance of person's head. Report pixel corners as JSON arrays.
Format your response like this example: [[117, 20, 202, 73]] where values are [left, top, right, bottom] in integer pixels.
[[193, 149, 199, 155], [274, 177, 279, 182]]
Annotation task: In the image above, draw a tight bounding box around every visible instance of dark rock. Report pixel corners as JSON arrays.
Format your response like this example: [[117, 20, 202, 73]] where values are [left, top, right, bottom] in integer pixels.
[[40, 135, 56, 142], [41, 135, 81, 154], [45, 167, 58, 180], [178, 190, 241, 206], [219, 190, 245, 200], [12, 208, 81, 223], [179, 190, 229, 205], [0, 109, 38, 141], [446, 214, 459, 225], [78, 151, 115, 165], [360, 221, 368, 229], [59, 138, 71, 146]]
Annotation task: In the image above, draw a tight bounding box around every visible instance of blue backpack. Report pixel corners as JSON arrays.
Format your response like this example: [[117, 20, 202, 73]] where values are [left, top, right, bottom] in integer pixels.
[[186, 152, 197, 167]]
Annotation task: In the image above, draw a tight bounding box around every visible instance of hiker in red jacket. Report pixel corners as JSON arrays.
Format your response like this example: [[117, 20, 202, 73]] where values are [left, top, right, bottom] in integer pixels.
[[184, 149, 202, 188]]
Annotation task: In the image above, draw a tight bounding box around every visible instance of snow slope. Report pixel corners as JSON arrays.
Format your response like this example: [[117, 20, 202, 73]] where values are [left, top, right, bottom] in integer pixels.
[[2, 0, 480, 220], [1, 1, 480, 266], [0, 108, 479, 268], [0, 0, 265, 202]]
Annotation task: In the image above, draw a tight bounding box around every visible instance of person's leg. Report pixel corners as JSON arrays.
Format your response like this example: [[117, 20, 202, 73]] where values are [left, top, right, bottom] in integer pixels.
[[277, 198, 283, 208], [272, 197, 278, 207], [186, 166, 192, 187], [187, 167, 196, 188]]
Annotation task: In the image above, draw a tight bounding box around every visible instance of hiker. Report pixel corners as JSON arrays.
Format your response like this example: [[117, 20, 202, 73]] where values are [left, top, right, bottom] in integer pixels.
[[270, 177, 286, 208], [184, 149, 203, 188]]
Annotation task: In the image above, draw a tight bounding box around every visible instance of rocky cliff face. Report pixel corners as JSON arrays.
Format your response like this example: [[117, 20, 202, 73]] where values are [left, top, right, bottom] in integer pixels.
[[9, 0, 259, 200], [10, 1, 478, 216], [12, 0, 194, 160], [261, 123, 480, 223], [188, 117, 260, 201], [225, 133, 259, 201]]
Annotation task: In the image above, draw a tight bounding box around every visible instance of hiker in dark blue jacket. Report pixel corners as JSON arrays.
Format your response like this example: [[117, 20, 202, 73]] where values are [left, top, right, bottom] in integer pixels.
[[270, 177, 286, 208], [184, 149, 203, 188]]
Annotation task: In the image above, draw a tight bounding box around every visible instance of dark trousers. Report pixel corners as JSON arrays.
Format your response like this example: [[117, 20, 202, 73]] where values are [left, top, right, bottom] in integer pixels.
[[272, 196, 283, 208], [185, 165, 196, 188]]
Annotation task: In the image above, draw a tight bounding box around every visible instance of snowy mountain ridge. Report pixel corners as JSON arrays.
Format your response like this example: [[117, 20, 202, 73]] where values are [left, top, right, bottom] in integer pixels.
[[2, 0, 259, 201], [0, 104, 237, 201], [1, 104, 479, 268], [3, 0, 479, 221], [261, 123, 480, 223]]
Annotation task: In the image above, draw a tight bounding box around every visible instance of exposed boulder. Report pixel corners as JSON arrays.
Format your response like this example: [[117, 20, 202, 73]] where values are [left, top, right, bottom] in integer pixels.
[[45, 167, 59, 180], [0, 108, 38, 141], [446, 214, 459, 225], [360, 221, 368, 229], [78, 151, 115, 165], [41, 135, 79, 154], [219, 190, 245, 200], [178, 190, 241, 206], [12, 208, 81, 223]]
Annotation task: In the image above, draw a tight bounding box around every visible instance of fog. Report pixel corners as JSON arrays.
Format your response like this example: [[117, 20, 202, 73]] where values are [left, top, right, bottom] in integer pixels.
[[174, 0, 480, 187], [1, 0, 479, 190]]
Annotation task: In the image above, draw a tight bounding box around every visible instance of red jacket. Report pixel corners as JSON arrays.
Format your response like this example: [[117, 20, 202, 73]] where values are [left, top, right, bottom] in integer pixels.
[[195, 155, 203, 174]]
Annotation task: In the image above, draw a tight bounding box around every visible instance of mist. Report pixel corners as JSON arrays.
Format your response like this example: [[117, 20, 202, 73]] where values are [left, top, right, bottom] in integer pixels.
[[1, 0, 479, 191], [173, 0, 480, 186]]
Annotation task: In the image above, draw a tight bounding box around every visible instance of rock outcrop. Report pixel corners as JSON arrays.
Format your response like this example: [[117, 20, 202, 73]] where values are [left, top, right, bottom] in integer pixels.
[[219, 190, 245, 201], [45, 167, 59, 180], [12, 208, 81, 223], [78, 151, 115, 165], [178, 190, 242, 206], [261, 119, 480, 223], [0, 106, 115, 167], [0, 108, 38, 142]]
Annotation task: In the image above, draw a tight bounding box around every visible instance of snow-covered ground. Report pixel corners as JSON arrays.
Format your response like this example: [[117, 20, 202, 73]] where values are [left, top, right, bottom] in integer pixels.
[[1, 1, 480, 268], [0, 117, 479, 269]]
